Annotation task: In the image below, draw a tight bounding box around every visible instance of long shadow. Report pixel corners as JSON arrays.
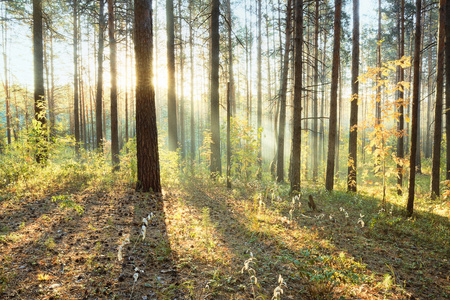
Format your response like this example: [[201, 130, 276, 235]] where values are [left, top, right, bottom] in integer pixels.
[[0, 180, 178, 299], [288, 188, 450, 300], [172, 179, 449, 299]]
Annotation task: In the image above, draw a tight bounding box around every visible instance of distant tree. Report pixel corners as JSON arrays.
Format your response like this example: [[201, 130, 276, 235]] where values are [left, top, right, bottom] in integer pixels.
[[167, 0, 177, 152], [347, 0, 359, 192], [407, 0, 422, 217], [33, 0, 46, 163], [290, 0, 302, 193], [109, 0, 119, 168], [325, 0, 342, 191], [134, 0, 161, 193], [430, 0, 446, 199], [210, 0, 221, 177]]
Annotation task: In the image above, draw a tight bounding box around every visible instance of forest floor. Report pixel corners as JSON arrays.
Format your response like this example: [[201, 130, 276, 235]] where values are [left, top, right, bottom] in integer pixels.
[[1, 159, 450, 299]]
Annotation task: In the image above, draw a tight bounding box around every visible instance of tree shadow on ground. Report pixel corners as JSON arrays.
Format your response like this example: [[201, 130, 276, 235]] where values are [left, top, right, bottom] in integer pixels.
[[0, 184, 178, 299], [291, 188, 450, 299]]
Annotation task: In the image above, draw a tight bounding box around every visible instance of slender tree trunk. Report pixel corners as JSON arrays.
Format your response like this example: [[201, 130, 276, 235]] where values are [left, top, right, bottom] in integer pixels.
[[446, 0, 450, 180], [2, 8, 11, 145], [397, 0, 405, 195], [325, 0, 342, 191], [430, 0, 446, 199], [135, 0, 161, 193], [96, 0, 104, 150], [189, 0, 195, 162], [227, 82, 231, 189], [407, 0, 422, 217], [108, 0, 119, 168], [348, 0, 359, 192], [167, 0, 177, 151], [73, 0, 80, 154], [210, 0, 221, 176], [33, 0, 46, 163], [290, 0, 303, 193], [178, 0, 185, 159], [312, 0, 319, 182], [257, 0, 262, 177], [276, 0, 292, 183]]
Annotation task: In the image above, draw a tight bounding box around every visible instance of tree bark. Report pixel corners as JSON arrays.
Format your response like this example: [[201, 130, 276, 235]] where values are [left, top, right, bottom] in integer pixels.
[[407, 0, 422, 217], [178, 0, 185, 159], [73, 0, 80, 155], [189, 0, 195, 162], [290, 0, 303, 193], [348, 0, 359, 192], [96, 0, 104, 151], [109, 0, 119, 168], [312, 0, 319, 182], [446, 0, 450, 180], [33, 0, 47, 163], [397, 0, 405, 195], [430, 0, 446, 199], [167, 0, 177, 151], [134, 0, 161, 193], [210, 0, 221, 176], [257, 0, 262, 177], [276, 0, 292, 183], [325, 0, 342, 191]]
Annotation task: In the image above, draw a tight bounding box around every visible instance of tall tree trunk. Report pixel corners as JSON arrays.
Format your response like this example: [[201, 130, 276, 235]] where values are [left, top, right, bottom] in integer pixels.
[[257, 0, 262, 177], [312, 0, 319, 182], [397, 0, 405, 195], [167, 0, 177, 151], [276, 0, 292, 183], [96, 0, 104, 150], [33, 0, 46, 163], [290, 0, 303, 193], [2, 7, 11, 146], [325, 0, 342, 191], [430, 0, 446, 199], [227, 0, 235, 117], [108, 0, 119, 168], [135, 0, 161, 193], [189, 0, 195, 162], [210, 0, 221, 176], [178, 0, 185, 159], [446, 0, 450, 180], [73, 0, 80, 154], [348, 0, 359, 192], [407, 0, 422, 217]]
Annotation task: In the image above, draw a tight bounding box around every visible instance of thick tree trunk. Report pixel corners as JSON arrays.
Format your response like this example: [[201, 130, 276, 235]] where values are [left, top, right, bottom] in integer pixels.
[[167, 0, 177, 151], [430, 0, 446, 199], [407, 0, 422, 217], [33, 0, 47, 163], [135, 0, 161, 193], [276, 0, 292, 183], [290, 0, 303, 193], [109, 0, 119, 168], [348, 0, 359, 192], [325, 0, 342, 191], [96, 0, 104, 150], [210, 0, 221, 176]]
